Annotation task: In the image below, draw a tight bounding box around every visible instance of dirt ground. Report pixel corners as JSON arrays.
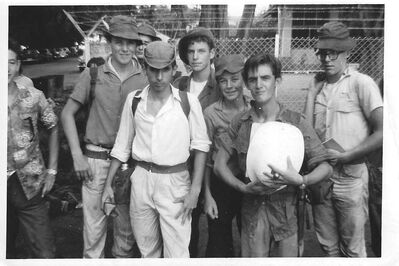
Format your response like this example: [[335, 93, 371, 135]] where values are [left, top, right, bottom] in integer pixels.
[[11, 59, 378, 259]]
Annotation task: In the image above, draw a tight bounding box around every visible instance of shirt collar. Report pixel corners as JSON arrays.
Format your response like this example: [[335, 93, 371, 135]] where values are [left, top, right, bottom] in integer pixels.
[[240, 101, 290, 122], [134, 84, 181, 102], [104, 55, 143, 77]]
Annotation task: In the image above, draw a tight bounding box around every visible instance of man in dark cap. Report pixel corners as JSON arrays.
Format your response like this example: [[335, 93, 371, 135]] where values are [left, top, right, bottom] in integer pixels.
[[173, 26, 221, 257], [136, 23, 161, 68], [304, 21, 383, 257], [105, 41, 210, 257], [61, 15, 147, 258]]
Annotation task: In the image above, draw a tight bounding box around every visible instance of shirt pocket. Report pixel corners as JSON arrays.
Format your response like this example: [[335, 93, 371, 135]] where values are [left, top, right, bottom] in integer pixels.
[[331, 92, 361, 114]]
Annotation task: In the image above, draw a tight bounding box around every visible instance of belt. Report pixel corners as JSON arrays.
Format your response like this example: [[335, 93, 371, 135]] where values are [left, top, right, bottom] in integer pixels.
[[243, 177, 295, 202], [136, 161, 187, 174], [84, 147, 112, 160]]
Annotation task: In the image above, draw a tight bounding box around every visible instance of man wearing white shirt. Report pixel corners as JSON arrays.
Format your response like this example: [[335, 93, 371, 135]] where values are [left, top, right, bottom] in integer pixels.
[[103, 41, 210, 258]]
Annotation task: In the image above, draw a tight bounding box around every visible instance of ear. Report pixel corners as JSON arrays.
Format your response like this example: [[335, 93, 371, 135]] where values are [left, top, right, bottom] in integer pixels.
[[209, 48, 215, 60], [172, 63, 178, 76]]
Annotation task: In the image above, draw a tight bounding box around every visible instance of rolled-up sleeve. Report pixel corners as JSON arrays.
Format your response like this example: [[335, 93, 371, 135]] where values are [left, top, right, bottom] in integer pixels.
[[187, 94, 211, 153], [110, 92, 136, 162]]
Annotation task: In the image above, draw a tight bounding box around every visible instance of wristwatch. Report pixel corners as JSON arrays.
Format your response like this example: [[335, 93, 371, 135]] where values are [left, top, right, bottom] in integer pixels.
[[299, 174, 308, 189], [47, 169, 58, 176]]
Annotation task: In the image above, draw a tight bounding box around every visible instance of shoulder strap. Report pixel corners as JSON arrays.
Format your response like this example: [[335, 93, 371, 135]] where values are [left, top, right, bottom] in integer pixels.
[[131, 89, 190, 119], [178, 76, 190, 92], [178, 90, 190, 118], [89, 64, 98, 103], [131, 90, 143, 116]]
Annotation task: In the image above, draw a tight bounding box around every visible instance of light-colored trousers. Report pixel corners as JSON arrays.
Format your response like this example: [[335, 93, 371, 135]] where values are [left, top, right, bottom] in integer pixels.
[[82, 149, 135, 258], [312, 163, 369, 257], [130, 166, 191, 258]]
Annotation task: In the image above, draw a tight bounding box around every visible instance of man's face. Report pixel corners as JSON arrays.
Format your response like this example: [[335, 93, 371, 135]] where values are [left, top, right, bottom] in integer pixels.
[[136, 34, 152, 59], [8, 49, 20, 85], [317, 49, 348, 77], [246, 64, 280, 105], [146, 64, 176, 92], [109, 36, 137, 66], [186, 41, 214, 73], [218, 71, 244, 102]]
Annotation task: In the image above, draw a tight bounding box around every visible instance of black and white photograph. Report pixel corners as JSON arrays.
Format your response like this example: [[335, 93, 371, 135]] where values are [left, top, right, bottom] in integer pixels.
[[4, 1, 399, 265]]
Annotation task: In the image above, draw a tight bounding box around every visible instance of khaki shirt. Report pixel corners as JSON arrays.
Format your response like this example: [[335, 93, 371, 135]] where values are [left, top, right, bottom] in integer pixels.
[[70, 57, 147, 147]]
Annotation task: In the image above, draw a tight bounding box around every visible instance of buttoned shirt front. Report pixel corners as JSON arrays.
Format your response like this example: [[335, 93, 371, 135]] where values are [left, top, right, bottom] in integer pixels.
[[70, 56, 148, 147], [111, 85, 210, 165], [8, 84, 58, 199], [313, 68, 383, 151]]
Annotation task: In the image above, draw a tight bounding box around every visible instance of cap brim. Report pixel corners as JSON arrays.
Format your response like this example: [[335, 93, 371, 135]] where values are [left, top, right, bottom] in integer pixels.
[[215, 66, 243, 77], [104, 31, 143, 45]]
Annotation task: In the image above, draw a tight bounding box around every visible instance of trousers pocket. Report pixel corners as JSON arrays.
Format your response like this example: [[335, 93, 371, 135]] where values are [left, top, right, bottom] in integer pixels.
[[307, 179, 333, 205]]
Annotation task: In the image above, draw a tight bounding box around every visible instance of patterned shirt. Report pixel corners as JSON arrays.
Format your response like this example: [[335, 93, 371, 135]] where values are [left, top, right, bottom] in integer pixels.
[[8, 84, 58, 200]]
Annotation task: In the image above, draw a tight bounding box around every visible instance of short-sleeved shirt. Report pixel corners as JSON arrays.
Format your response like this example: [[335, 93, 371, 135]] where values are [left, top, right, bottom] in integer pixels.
[[172, 68, 220, 111], [203, 96, 251, 173], [70, 57, 148, 147], [314, 68, 383, 151], [218, 102, 329, 240], [8, 84, 58, 200]]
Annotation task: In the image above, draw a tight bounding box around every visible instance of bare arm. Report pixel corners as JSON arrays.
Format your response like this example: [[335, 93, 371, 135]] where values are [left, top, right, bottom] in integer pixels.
[[327, 107, 383, 164], [61, 98, 92, 181], [42, 124, 59, 197], [175, 150, 207, 224], [214, 148, 277, 195], [101, 157, 123, 205], [203, 164, 218, 219]]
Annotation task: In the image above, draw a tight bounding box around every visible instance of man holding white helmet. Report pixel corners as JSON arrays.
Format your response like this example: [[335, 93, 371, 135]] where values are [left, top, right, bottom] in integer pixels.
[[214, 53, 332, 257]]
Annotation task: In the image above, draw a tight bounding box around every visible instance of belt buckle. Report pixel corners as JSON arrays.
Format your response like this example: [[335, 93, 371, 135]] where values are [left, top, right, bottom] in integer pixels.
[[105, 150, 111, 161], [148, 162, 153, 173]]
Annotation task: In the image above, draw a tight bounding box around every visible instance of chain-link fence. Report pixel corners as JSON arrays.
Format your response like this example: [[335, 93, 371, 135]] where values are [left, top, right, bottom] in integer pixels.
[[215, 36, 383, 112], [215, 36, 383, 82]]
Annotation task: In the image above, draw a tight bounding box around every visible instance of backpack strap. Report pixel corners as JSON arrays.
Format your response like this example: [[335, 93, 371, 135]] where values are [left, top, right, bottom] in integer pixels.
[[131, 90, 143, 116], [178, 76, 190, 92], [178, 90, 190, 119], [89, 64, 98, 103], [131, 89, 190, 119]]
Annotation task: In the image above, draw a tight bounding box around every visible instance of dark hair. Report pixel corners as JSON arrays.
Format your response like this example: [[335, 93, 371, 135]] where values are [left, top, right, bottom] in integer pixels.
[[187, 36, 215, 50], [87, 57, 105, 67], [242, 53, 282, 83], [9, 38, 22, 60]]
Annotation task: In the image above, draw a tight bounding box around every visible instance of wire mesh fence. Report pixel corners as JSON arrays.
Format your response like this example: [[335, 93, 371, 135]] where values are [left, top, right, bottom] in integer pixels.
[[214, 36, 383, 112]]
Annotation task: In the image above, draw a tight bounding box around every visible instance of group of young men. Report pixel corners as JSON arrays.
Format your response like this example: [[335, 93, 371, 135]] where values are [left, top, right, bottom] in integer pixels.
[[7, 15, 383, 259]]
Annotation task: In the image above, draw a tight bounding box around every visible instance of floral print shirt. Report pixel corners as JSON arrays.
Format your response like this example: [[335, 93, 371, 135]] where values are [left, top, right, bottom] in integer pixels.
[[7, 84, 58, 200]]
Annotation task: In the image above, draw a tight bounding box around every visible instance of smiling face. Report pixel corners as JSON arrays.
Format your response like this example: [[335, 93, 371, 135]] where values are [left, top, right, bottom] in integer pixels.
[[217, 71, 244, 102], [109, 36, 138, 66], [186, 41, 214, 73], [8, 49, 20, 85], [246, 64, 280, 105]]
